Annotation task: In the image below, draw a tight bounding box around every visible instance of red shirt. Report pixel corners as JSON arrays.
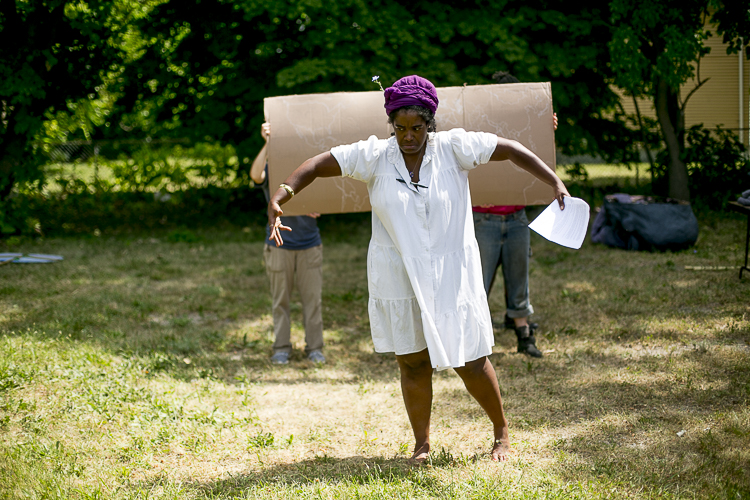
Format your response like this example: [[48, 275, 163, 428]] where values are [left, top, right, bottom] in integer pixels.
[[472, 205, 525, 215]]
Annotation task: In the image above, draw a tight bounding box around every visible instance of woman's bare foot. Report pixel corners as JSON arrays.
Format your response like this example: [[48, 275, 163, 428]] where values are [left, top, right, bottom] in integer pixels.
[[408, 442, 430, 465], [491, 426, 510, 462]]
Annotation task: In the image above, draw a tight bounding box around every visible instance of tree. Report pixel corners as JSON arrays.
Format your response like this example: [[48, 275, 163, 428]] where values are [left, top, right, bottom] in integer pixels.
[[0, 0, 139, 230], [109, 0, 636, 178], [608, 0, 750, 201]]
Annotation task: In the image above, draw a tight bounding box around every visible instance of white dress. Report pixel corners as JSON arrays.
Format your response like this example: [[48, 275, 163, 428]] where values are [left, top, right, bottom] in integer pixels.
[[331, 129, 498, 371]]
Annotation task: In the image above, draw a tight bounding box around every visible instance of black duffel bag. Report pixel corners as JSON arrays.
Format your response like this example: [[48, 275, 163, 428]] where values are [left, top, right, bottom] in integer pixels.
[[591, 195, 699, 251]]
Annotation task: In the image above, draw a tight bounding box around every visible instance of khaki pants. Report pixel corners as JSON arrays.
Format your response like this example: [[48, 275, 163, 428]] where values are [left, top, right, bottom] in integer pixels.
[[263, 244, 324, 354]]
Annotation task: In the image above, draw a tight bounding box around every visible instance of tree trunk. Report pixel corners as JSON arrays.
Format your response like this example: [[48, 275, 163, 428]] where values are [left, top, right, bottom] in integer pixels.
[[0, 124, 24, 202], [0, 158, 16, 201], [632, 96, 655, 186], [655, 77, 690, 201], [0, 108, 43, 203]]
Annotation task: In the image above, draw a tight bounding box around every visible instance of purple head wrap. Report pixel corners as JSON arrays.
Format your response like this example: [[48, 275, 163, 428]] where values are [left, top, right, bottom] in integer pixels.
[[383, 75, 439, 116]]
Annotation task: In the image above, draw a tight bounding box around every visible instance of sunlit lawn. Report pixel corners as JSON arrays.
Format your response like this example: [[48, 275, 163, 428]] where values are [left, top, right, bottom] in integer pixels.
[[557, 163, 647, 186], [1, 209, 748, 499]]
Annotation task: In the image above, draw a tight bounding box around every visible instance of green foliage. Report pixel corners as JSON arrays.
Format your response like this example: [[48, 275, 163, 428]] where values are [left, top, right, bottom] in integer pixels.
[[564, 163, 590, 184], [684, 126, 750, 208], [708, 1, 750, 57], [167, 228, 200, 243], [654, 126, 750, 209], [4, 0, 645, 237], [9, 0, 748, 230], [607, 0, 750, 201], [0, 137, 251, 236], [109, 146, 190, 192], [22, 184, 265, 237], [0, 0, 151, 233], [608, 0, 709, 97], [248, 432, 275, 450], [0, 196, 42, 238], [114, 0, 634, 167], [105, 142, 239, 193]]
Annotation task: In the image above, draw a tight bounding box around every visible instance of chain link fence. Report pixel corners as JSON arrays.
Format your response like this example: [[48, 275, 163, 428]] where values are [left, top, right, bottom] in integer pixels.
[[39, 138, 235, 192], [556, 152, 650, 190], [44, 138, 189, 165]]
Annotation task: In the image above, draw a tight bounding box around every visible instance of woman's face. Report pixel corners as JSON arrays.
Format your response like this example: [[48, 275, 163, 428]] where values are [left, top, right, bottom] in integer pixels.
[[392, 109, 428, 156]]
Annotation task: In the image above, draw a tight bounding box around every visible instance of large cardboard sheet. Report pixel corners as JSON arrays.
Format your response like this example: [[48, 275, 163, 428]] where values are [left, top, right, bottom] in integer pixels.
[[265, 82, 556, 215]]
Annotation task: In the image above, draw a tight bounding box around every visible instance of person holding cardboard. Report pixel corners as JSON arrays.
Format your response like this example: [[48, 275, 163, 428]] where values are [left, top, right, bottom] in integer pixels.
[[266, 75, 569, 462], [472, 71, 557, 358], [251, 123, 325, 365]]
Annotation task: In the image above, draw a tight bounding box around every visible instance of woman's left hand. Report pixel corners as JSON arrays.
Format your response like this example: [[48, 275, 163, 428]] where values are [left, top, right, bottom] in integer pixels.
[[554, 180, 570, 210]]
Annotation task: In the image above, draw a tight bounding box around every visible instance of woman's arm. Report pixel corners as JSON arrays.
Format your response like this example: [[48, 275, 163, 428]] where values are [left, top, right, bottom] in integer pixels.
[[490, 137, 569, 210], [268, 152, 342, 246]]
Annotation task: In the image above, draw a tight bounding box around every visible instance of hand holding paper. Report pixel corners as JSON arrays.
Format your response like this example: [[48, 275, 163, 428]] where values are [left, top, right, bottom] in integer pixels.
[[528, 197, 590, 249]]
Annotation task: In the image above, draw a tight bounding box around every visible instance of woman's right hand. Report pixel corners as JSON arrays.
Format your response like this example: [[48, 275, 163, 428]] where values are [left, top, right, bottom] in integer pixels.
[[265, 151, 341, 245], [268, 199, 291, 247], [261, 122, 270, 140]]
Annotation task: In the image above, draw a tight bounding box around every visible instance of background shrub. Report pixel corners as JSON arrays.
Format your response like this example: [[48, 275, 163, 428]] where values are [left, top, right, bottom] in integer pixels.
[[653, 125, 750, 208]]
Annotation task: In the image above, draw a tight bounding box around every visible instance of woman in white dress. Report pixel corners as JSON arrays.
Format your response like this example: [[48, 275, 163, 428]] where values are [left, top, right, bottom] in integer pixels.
[[267, 75, 569, 462]]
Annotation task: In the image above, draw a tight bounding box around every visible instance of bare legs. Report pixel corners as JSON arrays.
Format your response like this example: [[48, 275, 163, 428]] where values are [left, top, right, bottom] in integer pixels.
[[454, 356, 510, 461], [396, 350, 433, 462], [396, 349, 510, 462]]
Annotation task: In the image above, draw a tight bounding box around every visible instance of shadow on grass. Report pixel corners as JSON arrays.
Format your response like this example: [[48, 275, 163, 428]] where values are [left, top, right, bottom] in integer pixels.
[[2, 211, 749, 497], [148, 454, 475, 498], [432, 343, 749, 423]]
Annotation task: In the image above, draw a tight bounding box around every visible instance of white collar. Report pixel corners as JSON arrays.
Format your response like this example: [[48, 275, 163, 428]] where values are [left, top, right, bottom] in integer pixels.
[[386, 131, 435, 168]]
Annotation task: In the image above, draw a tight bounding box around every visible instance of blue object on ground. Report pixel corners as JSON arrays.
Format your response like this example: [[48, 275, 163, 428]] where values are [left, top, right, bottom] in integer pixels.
[[0, 253, 64, 264], [591, 196, 699, 251]]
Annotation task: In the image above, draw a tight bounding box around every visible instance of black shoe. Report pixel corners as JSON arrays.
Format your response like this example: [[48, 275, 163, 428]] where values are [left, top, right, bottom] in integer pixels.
[[514, 325, 543, 358], [504, 314, 539, 333]]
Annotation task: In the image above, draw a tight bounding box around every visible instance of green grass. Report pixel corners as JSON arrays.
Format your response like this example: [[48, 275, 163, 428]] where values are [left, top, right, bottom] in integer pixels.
[[557, 163, 646, 186], [0, 210, 748, 499]]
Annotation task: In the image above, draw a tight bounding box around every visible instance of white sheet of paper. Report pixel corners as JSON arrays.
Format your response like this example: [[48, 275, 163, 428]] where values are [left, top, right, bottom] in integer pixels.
[[528, 197, 590, 249]]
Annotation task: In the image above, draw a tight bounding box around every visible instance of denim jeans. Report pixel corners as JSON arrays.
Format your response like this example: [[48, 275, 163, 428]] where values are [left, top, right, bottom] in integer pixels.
[[473, 210, 534, 319]]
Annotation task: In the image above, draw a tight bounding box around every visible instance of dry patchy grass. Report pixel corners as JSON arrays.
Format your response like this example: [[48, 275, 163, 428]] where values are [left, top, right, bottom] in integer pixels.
[[0, 211, 748, 499]]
